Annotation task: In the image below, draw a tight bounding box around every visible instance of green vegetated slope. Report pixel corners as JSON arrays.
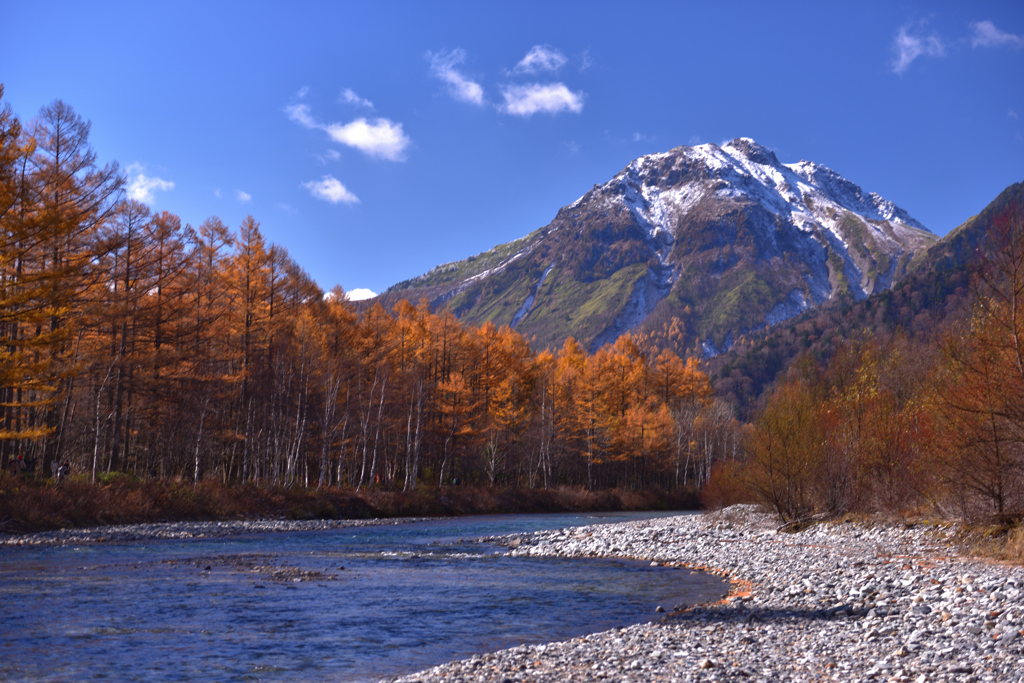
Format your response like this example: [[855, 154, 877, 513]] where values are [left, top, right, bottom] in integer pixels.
[[383, 190, 663, 350]]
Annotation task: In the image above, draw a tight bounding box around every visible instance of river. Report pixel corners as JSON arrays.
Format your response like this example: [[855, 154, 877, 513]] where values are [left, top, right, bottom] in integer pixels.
[[0, 511, 727, 682]]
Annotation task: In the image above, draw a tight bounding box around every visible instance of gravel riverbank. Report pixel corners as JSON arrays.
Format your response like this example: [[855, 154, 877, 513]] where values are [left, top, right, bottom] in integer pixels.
[[388, 506, 1024, 683], [0, 517, 433, 546]]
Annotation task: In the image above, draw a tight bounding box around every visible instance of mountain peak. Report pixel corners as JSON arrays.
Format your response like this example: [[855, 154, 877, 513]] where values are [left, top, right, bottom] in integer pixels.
[[720, 137, 780, 167], [385, 141, 937, 355]]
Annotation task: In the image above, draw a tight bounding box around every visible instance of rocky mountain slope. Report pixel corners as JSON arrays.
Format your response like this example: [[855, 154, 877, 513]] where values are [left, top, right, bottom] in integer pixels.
[[382, 138, 936, 353], [709, 181, 1023, 417]]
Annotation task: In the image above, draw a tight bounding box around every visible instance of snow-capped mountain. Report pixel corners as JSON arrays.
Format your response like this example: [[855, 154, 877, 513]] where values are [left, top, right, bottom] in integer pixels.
[[383, 138, 936, 354]]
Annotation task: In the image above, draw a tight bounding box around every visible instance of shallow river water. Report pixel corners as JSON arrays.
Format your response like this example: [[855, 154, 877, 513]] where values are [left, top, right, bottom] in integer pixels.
[[0, 511, 727, 682]]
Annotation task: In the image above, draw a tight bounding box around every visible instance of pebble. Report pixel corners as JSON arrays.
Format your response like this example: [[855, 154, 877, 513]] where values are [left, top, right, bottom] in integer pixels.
[[385, 505, 1024, 682]]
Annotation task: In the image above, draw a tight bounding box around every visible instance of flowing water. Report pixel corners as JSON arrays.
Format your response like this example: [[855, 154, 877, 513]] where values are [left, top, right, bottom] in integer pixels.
[[0, 512, 727, 682]]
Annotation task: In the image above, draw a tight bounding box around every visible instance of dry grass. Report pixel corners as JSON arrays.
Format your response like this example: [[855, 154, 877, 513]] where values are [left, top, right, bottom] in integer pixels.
[[0, 473, 699, 534], [959, 523, 1024, 565]]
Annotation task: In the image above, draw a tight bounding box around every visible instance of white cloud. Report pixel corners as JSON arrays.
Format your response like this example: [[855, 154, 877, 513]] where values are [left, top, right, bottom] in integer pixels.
[[515, 45, 567, 74], [322, 118, 410, 161], [285, 103, 317, 128], [126, 163, 174, 204], [214, 188, 222, 198], [427, 49, 485, 105], [500, 83, 584, 117], [277, 203, 297, 214], [970, 20, 1024, 49], [303, 175, 359, 204], [1010, 110, 1020, 120], [296, 86, 309, 98], [342, 88, 374, 109], [286, 104, 410, 161], [632, 132, 654, 143], [236, 190, 252, 202], [892, 22, 945, 74], [346, 288, 377, 301]]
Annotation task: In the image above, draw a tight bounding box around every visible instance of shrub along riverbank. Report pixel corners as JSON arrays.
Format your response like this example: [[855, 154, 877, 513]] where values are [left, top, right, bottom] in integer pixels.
[[0, 475, 699, 534]]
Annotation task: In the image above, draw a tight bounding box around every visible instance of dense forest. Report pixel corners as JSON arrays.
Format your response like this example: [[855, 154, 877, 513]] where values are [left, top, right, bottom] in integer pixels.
[[0, 91, 740, 495], [1, 90, 1022, 525]]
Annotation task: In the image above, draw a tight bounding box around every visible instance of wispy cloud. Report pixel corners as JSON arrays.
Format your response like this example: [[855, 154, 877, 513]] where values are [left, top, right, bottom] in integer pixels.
[[500, 83, 584, 117], [969, 20, 1024, 49], [236, 189, 252, 202], [892, 22, 945, 74], [632, 132, 654, 143], [214, 188, 221, 198], [303, 175, 359, 204], [296, 86, 309, 98], [286, 103, 317, 128], [514, 45, 567, 74], [277, 203, 297, 215], [427, 49, 485, 106], [286, 104, 410, 161], [346, 288, 377, 301], [1010, 110, 1020, 120], [579, 49, 593, 72], [341, 88, 374, 109], [688, 135, 702, 146], [316, 149, 342, 165], [126, 163, 174, 204]]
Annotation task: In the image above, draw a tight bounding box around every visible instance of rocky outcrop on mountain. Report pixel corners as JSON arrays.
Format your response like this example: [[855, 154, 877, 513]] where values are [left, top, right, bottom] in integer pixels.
[[383, 139, 935, 353]]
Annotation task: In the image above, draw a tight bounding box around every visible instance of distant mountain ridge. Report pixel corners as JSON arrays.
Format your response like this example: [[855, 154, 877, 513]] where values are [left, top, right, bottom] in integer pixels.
[[382, 138, 935, 353]]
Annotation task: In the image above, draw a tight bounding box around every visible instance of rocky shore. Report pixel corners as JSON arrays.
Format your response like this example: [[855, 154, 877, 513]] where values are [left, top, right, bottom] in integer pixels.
[[0, 517, 432, 546], [389, 506, 1024, 683]]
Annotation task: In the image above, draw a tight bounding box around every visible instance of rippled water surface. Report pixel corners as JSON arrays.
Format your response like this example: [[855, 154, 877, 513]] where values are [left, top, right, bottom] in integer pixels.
[[0, 512, 726, 682]]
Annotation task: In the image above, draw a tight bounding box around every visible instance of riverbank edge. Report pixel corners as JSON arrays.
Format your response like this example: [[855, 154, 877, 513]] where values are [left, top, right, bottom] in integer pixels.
[[386, 505, 1024, 683], [0, 477, 699, 536]]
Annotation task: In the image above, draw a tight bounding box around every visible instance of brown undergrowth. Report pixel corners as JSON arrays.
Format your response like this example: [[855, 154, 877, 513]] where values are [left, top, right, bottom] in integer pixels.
[[955, 523, 1024, 565], [0, 474, 699, 534]]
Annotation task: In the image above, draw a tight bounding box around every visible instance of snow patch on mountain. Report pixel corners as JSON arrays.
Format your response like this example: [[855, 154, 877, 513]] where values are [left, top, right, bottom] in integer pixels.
[[766, 289, 810, 326], [510, 263, 555, 329]]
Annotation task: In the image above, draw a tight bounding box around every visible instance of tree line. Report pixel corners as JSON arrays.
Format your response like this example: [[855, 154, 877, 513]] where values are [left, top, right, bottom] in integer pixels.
[[0, 91, 744, 491]]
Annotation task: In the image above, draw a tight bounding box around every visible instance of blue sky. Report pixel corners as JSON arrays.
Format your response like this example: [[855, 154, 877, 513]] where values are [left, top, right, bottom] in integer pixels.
[[3, 1, 1022, 298]]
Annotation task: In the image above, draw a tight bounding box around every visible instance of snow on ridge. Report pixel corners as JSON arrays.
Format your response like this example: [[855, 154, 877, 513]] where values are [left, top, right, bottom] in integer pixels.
[[590, 140, 925, 242]]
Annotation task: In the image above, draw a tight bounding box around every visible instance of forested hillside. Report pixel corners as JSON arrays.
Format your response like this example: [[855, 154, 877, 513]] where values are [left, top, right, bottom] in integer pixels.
[[711, 182, 1024, 419]]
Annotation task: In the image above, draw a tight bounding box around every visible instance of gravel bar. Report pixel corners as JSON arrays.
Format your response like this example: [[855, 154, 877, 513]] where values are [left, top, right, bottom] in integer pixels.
[[0, 516, 434, 546], [387, 505, 1024, 683]]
